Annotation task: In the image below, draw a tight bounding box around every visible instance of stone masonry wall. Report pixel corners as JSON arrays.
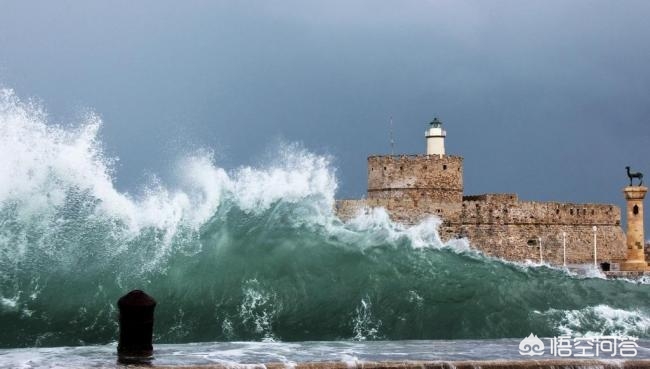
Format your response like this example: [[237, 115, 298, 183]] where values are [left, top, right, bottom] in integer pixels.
[[334, 197, 626, 264], [367, 155, 463, 203], [438, 225, 625, 264], [458, 200, 621, 226]]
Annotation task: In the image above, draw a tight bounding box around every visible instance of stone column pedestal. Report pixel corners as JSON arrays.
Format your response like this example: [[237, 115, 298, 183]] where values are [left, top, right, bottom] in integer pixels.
[[620, 186, 649, 271]]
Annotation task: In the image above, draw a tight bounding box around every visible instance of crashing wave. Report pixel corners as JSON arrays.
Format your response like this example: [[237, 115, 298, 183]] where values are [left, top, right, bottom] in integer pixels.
[[0, 88, 649, 347]]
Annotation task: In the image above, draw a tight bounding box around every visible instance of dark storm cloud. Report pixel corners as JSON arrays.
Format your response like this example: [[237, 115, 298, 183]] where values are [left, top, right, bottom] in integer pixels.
[[0, 0, 649, 211]]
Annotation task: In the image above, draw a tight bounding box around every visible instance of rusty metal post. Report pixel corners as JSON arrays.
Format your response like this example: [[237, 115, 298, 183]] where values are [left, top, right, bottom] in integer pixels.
[[117, 290, 157, 363]]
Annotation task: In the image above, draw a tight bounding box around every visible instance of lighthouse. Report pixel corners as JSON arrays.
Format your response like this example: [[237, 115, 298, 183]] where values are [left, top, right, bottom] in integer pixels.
[[426, 117, 446, 156]]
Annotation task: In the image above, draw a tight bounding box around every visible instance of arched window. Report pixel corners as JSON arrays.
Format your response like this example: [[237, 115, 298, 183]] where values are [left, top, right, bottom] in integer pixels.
[[633, 205, 639, 215]]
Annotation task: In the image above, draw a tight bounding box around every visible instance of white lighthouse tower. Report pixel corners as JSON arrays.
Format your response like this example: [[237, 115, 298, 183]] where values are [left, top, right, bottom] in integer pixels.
[[425, 117, 446, 156]]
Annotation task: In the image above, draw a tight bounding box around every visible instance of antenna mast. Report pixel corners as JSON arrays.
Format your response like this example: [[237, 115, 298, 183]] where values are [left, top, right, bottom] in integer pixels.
[[390, 116, 395, 155]]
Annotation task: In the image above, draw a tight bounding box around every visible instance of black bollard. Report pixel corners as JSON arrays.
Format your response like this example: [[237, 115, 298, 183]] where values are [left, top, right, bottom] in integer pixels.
[[117, 290, 157, 363]]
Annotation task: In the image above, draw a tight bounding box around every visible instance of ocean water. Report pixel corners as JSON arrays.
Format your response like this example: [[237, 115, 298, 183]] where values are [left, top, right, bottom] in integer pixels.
[[0, 88, 649, 351]]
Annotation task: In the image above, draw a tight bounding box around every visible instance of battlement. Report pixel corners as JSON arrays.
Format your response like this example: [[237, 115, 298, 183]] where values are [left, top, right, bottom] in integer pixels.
[[463, 193, 518, 204], [367, 155, 463, 203], [459, 200, 621, 226]]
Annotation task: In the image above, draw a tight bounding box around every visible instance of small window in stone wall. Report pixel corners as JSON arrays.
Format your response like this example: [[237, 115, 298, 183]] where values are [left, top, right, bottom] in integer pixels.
[[556, 209, 560, 215], [634, 205, 639, 215], [570, 209, 574, 215], [384, 167, 387, 170], [527, 239, 538, 247], [443, 165, 447, 170], [400, 166, 403, 171]]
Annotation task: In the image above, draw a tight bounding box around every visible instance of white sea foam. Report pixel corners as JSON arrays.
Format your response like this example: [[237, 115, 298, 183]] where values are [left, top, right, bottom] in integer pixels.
[[0, 88, 342, 271], [352, 298, 382, 341], [0, 295, 18, 311], [240, 279, 278, 341], [0, 88, 336, 220], [537, 304, 650, 337], [339, 206, 475, 252]]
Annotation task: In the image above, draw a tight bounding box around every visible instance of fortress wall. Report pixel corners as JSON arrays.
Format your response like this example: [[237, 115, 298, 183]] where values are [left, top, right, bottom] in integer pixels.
[[367, 155, 463, 203], [335, 197, 461, 224], [335, 199, 369, 220], [334, 198, 626, 263], [459, 201, 621, 226], [338, 198, 621, 227], [439, 224, 626, 264], [366, 189, 462, 203]]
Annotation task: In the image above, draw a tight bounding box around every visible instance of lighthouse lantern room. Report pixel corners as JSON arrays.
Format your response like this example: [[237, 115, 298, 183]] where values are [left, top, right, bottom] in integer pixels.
[[426, 117, 446, 156]]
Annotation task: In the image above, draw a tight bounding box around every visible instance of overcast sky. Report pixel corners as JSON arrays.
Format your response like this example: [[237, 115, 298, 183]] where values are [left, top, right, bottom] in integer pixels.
[[1, 1, 649, 210]]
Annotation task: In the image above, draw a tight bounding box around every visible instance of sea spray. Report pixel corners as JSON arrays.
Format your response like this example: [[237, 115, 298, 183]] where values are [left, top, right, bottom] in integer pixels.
[[0, 88, 649, 348]]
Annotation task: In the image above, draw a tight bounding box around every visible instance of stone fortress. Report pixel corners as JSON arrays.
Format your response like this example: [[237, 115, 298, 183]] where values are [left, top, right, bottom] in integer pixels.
[[336, 118, 650, 271]]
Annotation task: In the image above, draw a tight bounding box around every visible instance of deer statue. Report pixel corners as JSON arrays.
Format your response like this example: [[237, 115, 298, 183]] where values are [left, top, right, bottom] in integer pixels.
[[626, 166, 644, 186]]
